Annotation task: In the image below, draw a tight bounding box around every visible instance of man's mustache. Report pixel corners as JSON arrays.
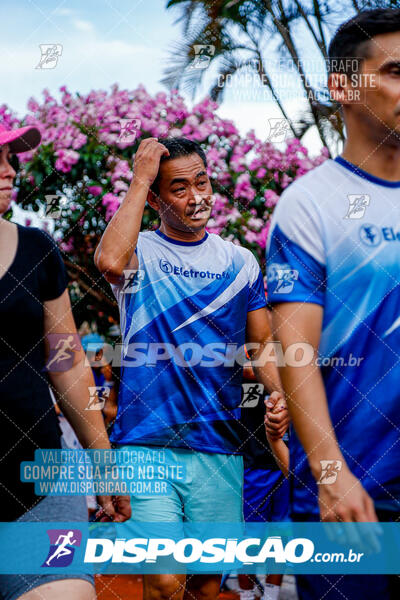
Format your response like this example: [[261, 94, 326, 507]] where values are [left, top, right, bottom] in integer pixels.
[[186, 194, 215, 216]]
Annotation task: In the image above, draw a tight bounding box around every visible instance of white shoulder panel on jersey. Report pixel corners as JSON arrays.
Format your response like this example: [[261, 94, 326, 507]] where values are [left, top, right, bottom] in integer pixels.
[[267, 162, 330, 266], [234, 244, 262, 287]]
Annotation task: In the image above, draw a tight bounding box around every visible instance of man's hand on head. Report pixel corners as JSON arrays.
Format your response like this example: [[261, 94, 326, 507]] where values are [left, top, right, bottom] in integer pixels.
[[264, 391, 290, 439], [132, 138, 170, 188]]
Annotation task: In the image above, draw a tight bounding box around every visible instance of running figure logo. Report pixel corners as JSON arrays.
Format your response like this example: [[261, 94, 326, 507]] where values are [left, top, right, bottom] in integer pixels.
[[45, 334, 81, 372], [86, 386, 111, 410], [44, 194, 67, 219], [317, 460, 343, 485], [240, 383, 264, 408], [274, 268, 299, 294], [42, 529, 82, 567], [267, 118, 291, 143], [344, 194, 370, 219], [118, 118, 141, 143], [189, 45, 215, 69], [121, 269, 145, 294], [36, 44, 63, 69]]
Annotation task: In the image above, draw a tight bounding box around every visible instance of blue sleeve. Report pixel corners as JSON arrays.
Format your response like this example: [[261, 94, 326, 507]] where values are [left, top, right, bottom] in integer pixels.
[[266, 223, 326, 305], [248, 258, 267, 312]]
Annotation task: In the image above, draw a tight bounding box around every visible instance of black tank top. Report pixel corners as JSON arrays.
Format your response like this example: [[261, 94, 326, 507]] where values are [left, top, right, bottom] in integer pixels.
[[0, 224, 68, 521]]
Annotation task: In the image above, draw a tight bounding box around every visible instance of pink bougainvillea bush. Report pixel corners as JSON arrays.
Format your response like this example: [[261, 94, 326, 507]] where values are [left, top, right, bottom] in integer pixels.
[[1, 85, 328, 331]]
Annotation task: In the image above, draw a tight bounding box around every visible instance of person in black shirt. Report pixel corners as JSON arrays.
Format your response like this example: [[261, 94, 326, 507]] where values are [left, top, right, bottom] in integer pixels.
[[0, 124, 131, 599], [238, 361, 290, 600]]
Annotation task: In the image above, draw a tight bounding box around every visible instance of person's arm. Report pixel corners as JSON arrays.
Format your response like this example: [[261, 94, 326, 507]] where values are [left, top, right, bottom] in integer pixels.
[[242, 358, 289, 475], [262, 394, 289, 478], [43, 289, 131, 522], [103, 394, 118, 429], [246, 307, 289, 439], [101, 364, 118, 429], [94, 138, 169, 284], [267, 438, 289, 478], [270, 301, 378, 522]]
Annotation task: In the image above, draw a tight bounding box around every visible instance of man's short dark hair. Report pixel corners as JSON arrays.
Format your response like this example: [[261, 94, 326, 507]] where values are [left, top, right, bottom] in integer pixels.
[[328, 8, 400, 75], [150, 137, 208, 196]]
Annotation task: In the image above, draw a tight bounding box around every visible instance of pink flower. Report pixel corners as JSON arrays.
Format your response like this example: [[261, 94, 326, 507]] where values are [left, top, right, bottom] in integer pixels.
[[281, 174, 292, 189], [60, 238, 75, 252], [102, 193, 121, 221], [264, 189, 279, 208], [3, 83, 330, 270], [234, 173, 256, 202], [113, 180, 129, 194], [55, 149, 80, 173], [244, 230, 258, 244], [257, 223, 271, 249], [87, 185, 102, 196]]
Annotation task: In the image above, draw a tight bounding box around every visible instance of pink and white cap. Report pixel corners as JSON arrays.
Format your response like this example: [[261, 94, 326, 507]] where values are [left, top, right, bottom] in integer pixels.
[[0, 123, 41, 153]]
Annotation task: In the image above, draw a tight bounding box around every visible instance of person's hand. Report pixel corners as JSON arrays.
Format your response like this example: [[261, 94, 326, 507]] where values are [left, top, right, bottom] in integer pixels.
[[264, 391, 290, 440], [95, 495, 132, 522], [317, 466, 377, 523], [317, 466, 382, 553], [132, 138, 170, 187]]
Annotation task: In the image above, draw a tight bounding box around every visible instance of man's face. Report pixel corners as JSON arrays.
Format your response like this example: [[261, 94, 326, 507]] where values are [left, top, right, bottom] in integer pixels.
[[346, 31, 400, 142], [0, 145, 16, 216], [153, 153, 214, 232]]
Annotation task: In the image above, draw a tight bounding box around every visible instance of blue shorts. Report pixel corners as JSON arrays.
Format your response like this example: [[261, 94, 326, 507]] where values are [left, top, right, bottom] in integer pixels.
[[243, 467, 290, 522], [117, 445, 244, 522]]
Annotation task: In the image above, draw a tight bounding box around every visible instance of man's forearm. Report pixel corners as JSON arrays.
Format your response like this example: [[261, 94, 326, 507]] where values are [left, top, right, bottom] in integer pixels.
[[95, 176, 149, 276], [252, 348, 284, 396], [281, 363, 345, 480]]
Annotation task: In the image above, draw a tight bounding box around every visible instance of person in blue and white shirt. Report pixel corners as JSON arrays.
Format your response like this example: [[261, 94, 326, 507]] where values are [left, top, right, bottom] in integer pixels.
[[266, 8, 400, 600], [95, 136, 289, 600]]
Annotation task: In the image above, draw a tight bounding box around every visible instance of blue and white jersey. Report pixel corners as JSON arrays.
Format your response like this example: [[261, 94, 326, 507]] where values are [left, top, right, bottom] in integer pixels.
[[110, 229, 266, 454], [267, 157, 400, 515]]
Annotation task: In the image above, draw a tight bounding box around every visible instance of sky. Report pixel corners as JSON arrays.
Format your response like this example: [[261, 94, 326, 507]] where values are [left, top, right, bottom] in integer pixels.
[[0, 0, 352, 154]]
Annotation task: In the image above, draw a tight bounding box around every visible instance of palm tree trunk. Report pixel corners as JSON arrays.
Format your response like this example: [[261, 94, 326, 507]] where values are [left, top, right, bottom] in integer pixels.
[[254, 49, 298, 138], [294, 0, 328, 59], [312, 0, 328, 56], [266, 0, 331, 150]]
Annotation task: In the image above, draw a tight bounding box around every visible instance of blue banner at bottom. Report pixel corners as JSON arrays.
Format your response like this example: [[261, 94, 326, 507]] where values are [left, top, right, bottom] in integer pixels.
[[0, 522, 398, 574]]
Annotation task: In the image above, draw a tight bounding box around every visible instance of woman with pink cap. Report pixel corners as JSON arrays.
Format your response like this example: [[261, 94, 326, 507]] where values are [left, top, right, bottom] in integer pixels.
[[0, 124, 131, 599]]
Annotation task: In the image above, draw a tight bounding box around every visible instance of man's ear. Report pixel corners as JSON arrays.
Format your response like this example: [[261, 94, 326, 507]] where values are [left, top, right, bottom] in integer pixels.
[[328, 72, 352, 106], [147, 188, 160, 211]]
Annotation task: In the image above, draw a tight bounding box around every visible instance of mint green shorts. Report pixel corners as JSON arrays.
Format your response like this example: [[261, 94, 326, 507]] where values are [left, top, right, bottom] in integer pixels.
[[117, 445, 244, 522]]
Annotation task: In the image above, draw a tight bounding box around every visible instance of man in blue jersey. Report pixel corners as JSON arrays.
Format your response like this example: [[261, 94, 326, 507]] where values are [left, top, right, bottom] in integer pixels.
[[95, 136, 289, 599], [266, 8, 400, 600]]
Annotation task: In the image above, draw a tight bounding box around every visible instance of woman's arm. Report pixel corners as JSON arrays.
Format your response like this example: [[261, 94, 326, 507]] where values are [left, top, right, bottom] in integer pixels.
[[265, 433, 289, 478], [43, 289, 131, 522]]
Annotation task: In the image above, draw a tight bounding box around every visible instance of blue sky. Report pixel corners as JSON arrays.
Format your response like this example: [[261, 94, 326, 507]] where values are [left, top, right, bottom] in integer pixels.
[[1, 0, 353, 153], [2, 0, 181, 109]]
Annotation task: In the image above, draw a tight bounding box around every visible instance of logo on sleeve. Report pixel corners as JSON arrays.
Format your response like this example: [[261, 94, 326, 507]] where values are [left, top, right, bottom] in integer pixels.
[[268, 263, 298, 294]]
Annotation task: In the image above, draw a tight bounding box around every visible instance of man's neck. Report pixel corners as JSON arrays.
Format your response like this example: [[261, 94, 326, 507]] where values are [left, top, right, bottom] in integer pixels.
[[341, 138, 400, 182], [158, 222, 207, 243]]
